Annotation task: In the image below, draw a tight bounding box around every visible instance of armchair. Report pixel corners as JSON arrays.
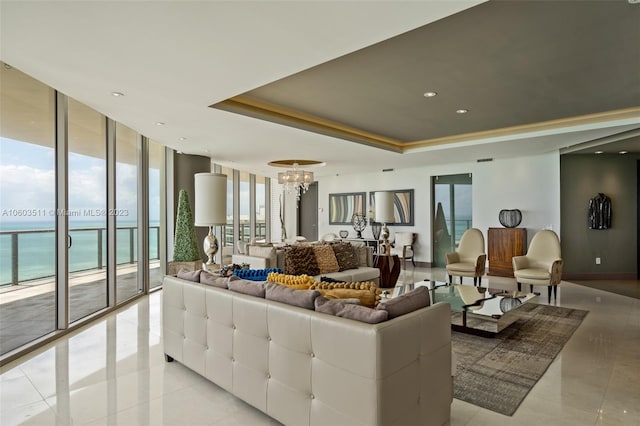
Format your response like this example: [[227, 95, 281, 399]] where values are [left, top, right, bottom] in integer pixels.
[[512, 229, 563, 303], [389, 232, 416, 269], [445, 228, 486, 286]]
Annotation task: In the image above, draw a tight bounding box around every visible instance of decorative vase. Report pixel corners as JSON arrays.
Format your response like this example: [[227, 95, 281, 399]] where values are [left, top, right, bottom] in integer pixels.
[[339, 230, 349, 238], [500, 296, 522, 313], [371, 223, 381, 241], [499, 209, 522, 228]]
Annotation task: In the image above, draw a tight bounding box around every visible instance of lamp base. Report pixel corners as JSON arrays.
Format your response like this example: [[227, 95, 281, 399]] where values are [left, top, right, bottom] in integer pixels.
[[203, 227, 219, 265], [380, 224, 390, 255]]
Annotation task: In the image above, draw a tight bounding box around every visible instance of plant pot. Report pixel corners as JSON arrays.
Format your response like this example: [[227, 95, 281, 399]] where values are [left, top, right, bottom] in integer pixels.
[[168, 260, 201, 276]]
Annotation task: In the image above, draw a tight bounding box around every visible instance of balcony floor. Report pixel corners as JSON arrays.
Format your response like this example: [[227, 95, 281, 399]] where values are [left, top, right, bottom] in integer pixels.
[[0, 263, 161, 355]]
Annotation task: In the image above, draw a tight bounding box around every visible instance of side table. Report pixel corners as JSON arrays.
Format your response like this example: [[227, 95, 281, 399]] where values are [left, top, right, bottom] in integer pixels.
[[374, 254, 400, 288]]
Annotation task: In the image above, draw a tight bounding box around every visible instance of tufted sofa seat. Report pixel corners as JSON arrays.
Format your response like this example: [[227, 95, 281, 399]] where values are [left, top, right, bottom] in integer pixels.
[[163, 275, 452, 426]]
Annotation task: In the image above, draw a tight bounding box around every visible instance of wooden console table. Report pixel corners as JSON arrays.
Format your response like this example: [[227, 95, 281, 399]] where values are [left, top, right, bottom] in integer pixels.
[[488, 228, 527, 277], [374, 254, 401, 288]]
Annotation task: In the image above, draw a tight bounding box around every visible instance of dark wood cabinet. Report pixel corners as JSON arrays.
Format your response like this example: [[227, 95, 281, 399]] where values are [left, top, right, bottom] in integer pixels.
[[488, 228, 527, 277]]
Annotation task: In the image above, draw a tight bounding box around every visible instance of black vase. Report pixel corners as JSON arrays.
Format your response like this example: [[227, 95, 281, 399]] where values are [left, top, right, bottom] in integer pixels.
[[499, 209, 522, 228]]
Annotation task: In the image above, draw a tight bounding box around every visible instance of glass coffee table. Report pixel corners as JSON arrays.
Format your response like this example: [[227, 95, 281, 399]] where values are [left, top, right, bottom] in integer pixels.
[[386, 280, 539, 337]]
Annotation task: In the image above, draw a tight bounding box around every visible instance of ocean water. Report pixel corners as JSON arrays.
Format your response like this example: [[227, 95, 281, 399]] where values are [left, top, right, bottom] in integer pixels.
[[0, 221, 159, 285]]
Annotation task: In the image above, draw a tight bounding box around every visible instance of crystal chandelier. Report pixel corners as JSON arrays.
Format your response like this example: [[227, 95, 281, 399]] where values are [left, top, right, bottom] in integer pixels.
[[277, 163, 314, 199]]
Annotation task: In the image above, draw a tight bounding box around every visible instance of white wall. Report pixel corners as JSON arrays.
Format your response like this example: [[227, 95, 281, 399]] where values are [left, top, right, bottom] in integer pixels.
[[304, 151, 561, 263]]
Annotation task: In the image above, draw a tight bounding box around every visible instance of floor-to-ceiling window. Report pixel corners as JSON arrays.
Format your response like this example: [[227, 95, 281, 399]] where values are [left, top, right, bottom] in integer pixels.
[[0, 63, 165, 361], [432, 174, 473, 267], [0, 62, 56, 354], [239, 171, 250, 242], [221, 167, 234, 246], [148, 140, 163, 290], [115, 123, 140, 303], [255, 175, 266, 240], [67, 98, 108, 322]]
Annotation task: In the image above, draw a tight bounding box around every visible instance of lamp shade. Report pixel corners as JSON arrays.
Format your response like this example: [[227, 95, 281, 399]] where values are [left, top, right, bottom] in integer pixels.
[[374, 191, 395, 223], [194, 173, 227, 226]]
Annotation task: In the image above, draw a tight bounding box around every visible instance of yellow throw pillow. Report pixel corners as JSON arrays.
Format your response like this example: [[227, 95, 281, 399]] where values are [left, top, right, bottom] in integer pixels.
[[310, 281, 381, 308], [267, 272, 314, 290]]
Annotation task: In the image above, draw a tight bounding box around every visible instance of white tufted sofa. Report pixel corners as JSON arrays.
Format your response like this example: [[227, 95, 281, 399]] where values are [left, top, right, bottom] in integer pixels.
[[163, 275, 452, 425]]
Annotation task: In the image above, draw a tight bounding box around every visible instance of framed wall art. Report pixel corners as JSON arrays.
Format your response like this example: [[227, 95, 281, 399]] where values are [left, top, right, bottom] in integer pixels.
[[329, 192, 365, 225]]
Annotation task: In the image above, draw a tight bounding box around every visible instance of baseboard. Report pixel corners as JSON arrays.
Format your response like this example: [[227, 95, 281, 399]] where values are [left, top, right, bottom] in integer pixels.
[[563, 272, 637, 280], [414, 261, 431, 268]]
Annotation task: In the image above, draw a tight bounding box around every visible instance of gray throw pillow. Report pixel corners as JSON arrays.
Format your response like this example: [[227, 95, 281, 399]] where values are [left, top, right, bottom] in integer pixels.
[[177, 268, 201, 282], [376, 286, 431, 319], [265, 282, 320, 310], [200, 271, 229, 288], [315, 296, 388, 324], [228, 278, 266, 298]]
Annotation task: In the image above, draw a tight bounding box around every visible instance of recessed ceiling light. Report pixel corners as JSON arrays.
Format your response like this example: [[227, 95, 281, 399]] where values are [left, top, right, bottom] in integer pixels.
[[111, 91, 124, 97], [423, 91, 437, 97], [456, 109, 468, 114], [155, 122, 165, 126], [594, 151, 603, 154], [619, 150, 628, 154], [179, 137, 187, 141]]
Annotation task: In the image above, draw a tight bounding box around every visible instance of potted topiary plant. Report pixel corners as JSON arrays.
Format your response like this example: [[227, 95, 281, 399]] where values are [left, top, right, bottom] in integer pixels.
[[168, 189, 201, 275]]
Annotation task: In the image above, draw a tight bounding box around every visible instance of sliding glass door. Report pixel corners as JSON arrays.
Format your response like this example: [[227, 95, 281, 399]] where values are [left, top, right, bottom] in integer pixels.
[[0, 63, 56, 353], [432, 174, 473, 267], [67, 98, 108, 322]]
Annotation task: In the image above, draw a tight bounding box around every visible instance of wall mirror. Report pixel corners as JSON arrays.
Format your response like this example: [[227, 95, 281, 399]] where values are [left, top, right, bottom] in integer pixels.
[[369, 189, 414, 226]]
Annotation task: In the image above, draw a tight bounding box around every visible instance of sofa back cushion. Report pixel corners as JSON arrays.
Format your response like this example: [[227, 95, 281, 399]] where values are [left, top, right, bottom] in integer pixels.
[[315, 296, 388, 323], [313, 244, 340, 274], [228, 278, 266, 298], [177, 268, 201, 282], [248, 245, 277, 268], [376, 286, 431, 319], [200, 271, 232, 288], [284, 245, 320, 276], [265, 282, 320, 310], [331, 242, 359, 271]]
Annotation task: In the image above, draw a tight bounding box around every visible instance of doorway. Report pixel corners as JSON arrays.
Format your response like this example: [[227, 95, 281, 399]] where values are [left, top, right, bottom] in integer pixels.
[[431, 174, 473, 267], [298, 182, 318, 241]]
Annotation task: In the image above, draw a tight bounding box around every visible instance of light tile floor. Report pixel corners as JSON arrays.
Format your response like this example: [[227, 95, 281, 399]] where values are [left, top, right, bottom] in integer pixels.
[[0, 267, 638, 426]]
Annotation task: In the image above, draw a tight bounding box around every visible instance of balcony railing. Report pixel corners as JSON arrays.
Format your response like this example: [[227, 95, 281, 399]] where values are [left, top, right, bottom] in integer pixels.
[[0, 226, 160, 286], [224, 221, 266, 245]]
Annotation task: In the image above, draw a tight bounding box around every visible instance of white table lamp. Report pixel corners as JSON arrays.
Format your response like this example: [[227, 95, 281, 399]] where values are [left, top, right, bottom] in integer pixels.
[[194, 173, 227, 266], [374, 191, 394, 254]]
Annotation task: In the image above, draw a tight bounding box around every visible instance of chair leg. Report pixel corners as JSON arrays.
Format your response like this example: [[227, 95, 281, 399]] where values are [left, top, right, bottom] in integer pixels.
[[459, 276, 463, 285], [548, 286, 552, 303], [530, 285, 534, 293], [517, 282, 521, 292], [473, 277, 477, 286], [477, 275, 481, 286], [448, 274, 452, 284], [553, 285, 558, 301], [411, 257, 416, 267]]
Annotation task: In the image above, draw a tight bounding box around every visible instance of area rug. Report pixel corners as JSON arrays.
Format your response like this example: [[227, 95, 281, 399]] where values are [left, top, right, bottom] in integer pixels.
[[451, 303, 588, 416]]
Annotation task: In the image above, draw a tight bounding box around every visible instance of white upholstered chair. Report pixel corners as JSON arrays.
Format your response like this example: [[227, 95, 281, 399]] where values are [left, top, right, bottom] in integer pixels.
[[512, 229, 563, 303], [390, 232, 416, 269], [445, 228, 486, 286]]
